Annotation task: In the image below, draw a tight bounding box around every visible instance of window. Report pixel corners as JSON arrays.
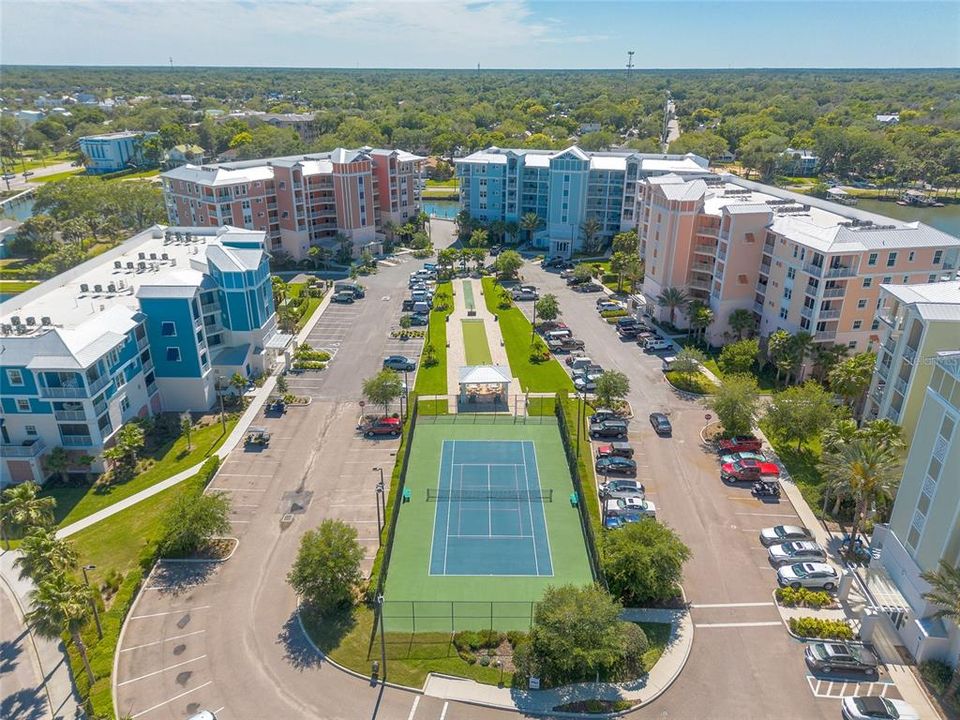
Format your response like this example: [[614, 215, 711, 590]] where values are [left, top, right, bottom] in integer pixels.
[[120, 395, 130, 413], [279, 181, 286, 190], [784, 288, 792, 300], [779, 307, 788, 320], [933, 250, 943, 265], [908, 251, 915, 262], [886, 252, 897, 267], [883, 276, 892, 284], [165, 347, 181, 362], [6, 368, 24, 386], [862, 277, 872, 288], [16, 398, 30, 412], [853, 320, 862, 330], [902, 276, 909, 283], [737, 274, 748, 285], [161, 321, 177, 337], [867, 252, 878, 266], [848, 340, 857, 349], [25, 425, 37, 436], [857, 299, 867, 309], [929, 274, 938, 283], [787, 267, 796, 280], [871, 320, 880, 330]]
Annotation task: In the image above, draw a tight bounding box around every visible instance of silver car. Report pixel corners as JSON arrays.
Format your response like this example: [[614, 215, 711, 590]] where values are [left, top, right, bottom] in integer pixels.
[[599, 479, 645, 500], [759, 524, 811, 546], [768, 540, 827, 566], [777, 562, 840, 591]]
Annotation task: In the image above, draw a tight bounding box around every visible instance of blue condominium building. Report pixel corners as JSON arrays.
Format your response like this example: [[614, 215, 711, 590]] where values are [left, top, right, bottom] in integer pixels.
[[78, 130, 159, 174], [455, 146, 709, 257], [0, 226, 285, 487]]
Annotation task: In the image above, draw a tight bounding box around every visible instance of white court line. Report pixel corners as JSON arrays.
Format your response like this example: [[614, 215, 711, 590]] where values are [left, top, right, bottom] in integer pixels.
[[443, 441, 455, 574], [487, 465, 492, 536], [447, 534, 534, 539], [521, 442, 541, 577], [130, 681, 213, 718], [407, 695, 420, 720], [690, 602, 775, 608], [118, 655, 207, 686], [129, 606, 210, 620], [694, 621, 782, 628], [120, 629, 206, 652]]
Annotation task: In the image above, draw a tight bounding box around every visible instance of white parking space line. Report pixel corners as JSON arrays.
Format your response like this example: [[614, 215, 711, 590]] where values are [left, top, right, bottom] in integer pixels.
[[130, 681, 213, 718], [120, 629, 206, 652], [130, 606, 210, 620], [143, 583, 219, 591], [218, 473, 274, 478], [734, 512, 798, 518], [211, 488, 268, 492], [118, 655, 208, 686], [690, 602, 775, 608], [440, 702, 449, 720], [407, 696, 420, 720], [694, 621, 783, 628]]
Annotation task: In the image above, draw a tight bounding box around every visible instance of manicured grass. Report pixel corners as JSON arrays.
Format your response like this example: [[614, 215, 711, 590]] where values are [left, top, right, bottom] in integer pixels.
[[461, 319, 493, 365], [759, 420, 826, 516], [413, 282, 450, 396], [665, 370, 718, 395], [2, 151, 74, 172], [0, 279, 40, 295], [481, 277, 574, 393], [426, 178, 459, 188], [30, 168, 85, 183], [637, 621, 671, 672], [678, 339, 777, 392], [109, 169, 160, 181], [44, 418, 237, 527]]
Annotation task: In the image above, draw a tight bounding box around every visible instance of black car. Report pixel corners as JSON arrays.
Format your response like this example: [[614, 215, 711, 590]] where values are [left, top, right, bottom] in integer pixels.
[[649, 412, 672, 436], [402, 299, 415, 312], [589, 420, 628, 439], [590, 409, 623, 424], [595, 456, 637, 476], [804, 642, 880, 677]]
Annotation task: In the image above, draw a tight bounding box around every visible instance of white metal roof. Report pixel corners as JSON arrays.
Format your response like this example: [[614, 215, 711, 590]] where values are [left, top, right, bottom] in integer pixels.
[[458, 365, 512, 384]]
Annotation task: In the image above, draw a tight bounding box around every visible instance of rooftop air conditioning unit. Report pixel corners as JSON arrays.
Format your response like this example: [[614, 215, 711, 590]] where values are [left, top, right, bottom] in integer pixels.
[[1, 324, 12, 334], [25, 317, 36, 325], [41, 316, 51, 325], [11, 316, 21, 325]]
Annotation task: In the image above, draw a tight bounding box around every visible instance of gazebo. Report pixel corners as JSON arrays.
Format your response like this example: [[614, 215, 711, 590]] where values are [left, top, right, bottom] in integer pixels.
[[458, 365, 511, 406]]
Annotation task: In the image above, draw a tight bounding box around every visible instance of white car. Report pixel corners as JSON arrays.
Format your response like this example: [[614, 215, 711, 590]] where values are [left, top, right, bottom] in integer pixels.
[[777, 562, 840, 591], [644, 339, 672, 352], [841, 697, 918, 720], [604, 497, 657, 519], [768, 540, 826, 566]]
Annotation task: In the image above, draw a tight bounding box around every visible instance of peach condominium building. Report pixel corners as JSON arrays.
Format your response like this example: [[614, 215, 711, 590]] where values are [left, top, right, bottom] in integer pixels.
[[637, 173, 960, 351], [161, 147, 425, 261]]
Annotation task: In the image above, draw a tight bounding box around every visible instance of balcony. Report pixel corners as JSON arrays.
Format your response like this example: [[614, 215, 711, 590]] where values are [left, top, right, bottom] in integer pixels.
[[693, 244, 717, 255], [902, 345, 918, 364], [894, 376, 909, 395], [61, 435, 94, 448], [759, 262, 771, 275], [1, 438, 46, 458], [87, 374, 112, 395], [55, 410, 86, 422], [802, 262, 825, 277], [823, 287, 846, 298], [137, 335, 149, 351], [885, 407, 901, 423], [691, 262, 714, 274], [753, 301, 765, 314], [824, 266, 857, 279], [39, 385, 86, 399], [814, 330, 837, 342], [717, 247, 728, 261], [697, 226, 720, 239], [689, 279, 712, 291], [93, 399, 107, 416], [877, 361, 891, 380], [819, 309, 841, 320]]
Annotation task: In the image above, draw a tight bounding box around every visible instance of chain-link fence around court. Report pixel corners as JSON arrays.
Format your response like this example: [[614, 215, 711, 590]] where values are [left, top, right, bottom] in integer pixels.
[[380, 600, 536, 634]]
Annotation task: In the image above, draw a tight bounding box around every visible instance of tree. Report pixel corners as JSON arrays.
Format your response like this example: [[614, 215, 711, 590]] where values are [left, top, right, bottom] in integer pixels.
[[609, 251, 638, 293], [829, 352, 876, 411], [528, 584, 624, 685], [718, 338, 759, 375], [765, 382, 835, 451], [709, 373, 760, 438], [102, 422, 145, 483], [809, 343, 849, 383], [15, 527, 78, 582], [611, 229, 638, 256], [788, 331, 814, 383], [728, 308, 756, 339], [672, 347, 705, 379], [276, 374, 289, 395], [818, 438, 903, 552], [534, 294, 560, 324], [43, 446, 71, 484], [158, 490, 231, 558], [469, 227, 489, 249], [621, 254, 644, 293], [520, 212, 542, 243], [579, 217, 603, 254], [669, 130, 729, 160], [572, 263, 594, 283], [362, 369, 404, 416], [287, 519, 364, 616], [504, 220, 520, 245], [601, 519, 691, 605], [307, 245, 331, 270], [180, 413, 193, 451], [739, 132, 789, 181], [656, 287, 688, 327], [0, 482, 56, 547], [494, 249, 523, 279], [920, 561, 960, 698], [687, 301, 714, 344], [12, 214, 60, 258], [857, 418, 905, 452], [766, 329, 794, 386], [27, 573, 95, 685], [595, 371, 630, 408]]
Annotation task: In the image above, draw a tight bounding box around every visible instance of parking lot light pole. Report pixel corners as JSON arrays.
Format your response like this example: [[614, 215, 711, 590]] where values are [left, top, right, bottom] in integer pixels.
[[373, 468, 385, 543], [377, 593, 387, 680], [81, 564, 103, 639], [214, 372, 226, 433]]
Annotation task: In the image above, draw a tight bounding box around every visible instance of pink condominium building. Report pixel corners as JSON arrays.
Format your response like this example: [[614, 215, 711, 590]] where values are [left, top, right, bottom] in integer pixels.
[[161, 147, 425, 261], [638, 173, 960, 351]]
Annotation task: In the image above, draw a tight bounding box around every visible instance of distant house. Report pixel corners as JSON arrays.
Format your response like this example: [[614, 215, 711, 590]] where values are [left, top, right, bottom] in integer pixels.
[[13, 110, 44, 126], [876, 113, 900, 124], [0, 219, 21, 259], [164, 144, 206, 168], [715, 150, 736, 163], [579, 122, 601, 134], [780, 147, 820, 176], [78, 130, 159, 174]]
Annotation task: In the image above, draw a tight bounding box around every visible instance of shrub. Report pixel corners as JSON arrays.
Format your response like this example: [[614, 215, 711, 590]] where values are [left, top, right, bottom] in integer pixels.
[[788, 617, 853, 640], [529, 337, 550, 363], [919, 660, 953, 695], [294, 360, 327, 370], [600, 309, 628, 318], [776, 587, 833, 609], [619, 622, 650, 678], [479, 655, 491, 666], [506, 630, 528, 648], [422, 344, 439, 368]]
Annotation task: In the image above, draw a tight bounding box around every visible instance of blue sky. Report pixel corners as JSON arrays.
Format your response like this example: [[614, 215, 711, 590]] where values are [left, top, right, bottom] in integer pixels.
[[2, 0, 958, 68]]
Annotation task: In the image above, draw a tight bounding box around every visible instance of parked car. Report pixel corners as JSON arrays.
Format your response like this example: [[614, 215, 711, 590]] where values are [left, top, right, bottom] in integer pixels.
[[574, 377, 597, 392], [649, 412, 672, 436], [635, 332, 656, 346], [383, 355, 416, 372], [401, 299, 415, 312], [538, 321, 569, 334], [841, 697, 918, 720], [760, 525, 811, 545], [597, 442, 634, 459], [617, 325, 639, 339], [512, 288, 538, 300], [805, 642, 880, 677], [778, 562, 840, 590], [576, 282, 603, 292], [597, 301, 623, 313], [566, 275, 589, 286], [547, 337, 585, 352], [616, 315, 639, 328], [590, 420, 629, 439], [717, 435, 763, 454], [598, 478, 645, 500], [408, 313, 429, 326], [560, 268, 576, 279], [543, 256, 566, 268], [334, 281, 365, 298], [595, 456, 637, 476], [719, 451, 767, 465], [644, 339, 673, 352], [605, 497, 656, 519], [332, 291, 355, 304], [590, 408, 623, 424], [720, 458, 781, 482], [573, 368, 604, 383], [362, 417, 402, 438], [768, 541, 827, 566], [567, 355, 595, 369]]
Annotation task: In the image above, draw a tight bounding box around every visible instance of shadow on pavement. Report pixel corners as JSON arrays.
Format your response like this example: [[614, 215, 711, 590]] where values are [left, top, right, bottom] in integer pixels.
[[149, 561, 219, 597], [0, 631, 26, 674], [0, 687, 47, 720], [277, 611, 323, 671]]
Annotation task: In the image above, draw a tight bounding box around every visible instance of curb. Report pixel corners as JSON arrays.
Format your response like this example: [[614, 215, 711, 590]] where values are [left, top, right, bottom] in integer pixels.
[[157, 537, 240, 564], [112, 562, 158, 717]]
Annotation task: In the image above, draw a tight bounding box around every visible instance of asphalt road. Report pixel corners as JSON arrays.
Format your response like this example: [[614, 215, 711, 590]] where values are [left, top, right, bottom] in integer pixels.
[[0, 584, 51, 720]]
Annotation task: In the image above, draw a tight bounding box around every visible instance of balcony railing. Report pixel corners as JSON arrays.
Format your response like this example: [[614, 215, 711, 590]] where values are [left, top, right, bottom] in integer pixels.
[[55, 410, 86, 421], [61, 435, 94, 448], [1, 438, 46, 457], [877, 362, 891, 380], [759, 263, 771, 275], [689, 279, 711, 291], [894, 376, 909, 395], [825, 266, 857, 279], [802, 262, 825, 277], [800, 305, 814, 319], [822, 287, 846, 298], [902, 345, 918, 364], [717, 248, 728, 261], [691, 262, 714, 273], [814, 330, 837, 341], [39, 386, 86, 399], [753, 301, 765, 314], [885, 407, 901, 423], [819, 309, 841, 320], [697, 226, 720, 239], [87, 374, 111, 395], [693, 244, 716, 254], [137, 335, 149, 350]]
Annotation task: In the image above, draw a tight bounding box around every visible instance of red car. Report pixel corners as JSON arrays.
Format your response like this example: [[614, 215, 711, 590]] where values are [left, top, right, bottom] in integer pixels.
[[721, 458, 780, 482], [717, 435, 763, 454], [363, 417, 401, 437]]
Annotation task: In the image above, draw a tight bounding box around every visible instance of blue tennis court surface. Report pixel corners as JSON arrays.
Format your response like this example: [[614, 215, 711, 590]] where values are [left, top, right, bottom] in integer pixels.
[[428, 440, 553, 576]]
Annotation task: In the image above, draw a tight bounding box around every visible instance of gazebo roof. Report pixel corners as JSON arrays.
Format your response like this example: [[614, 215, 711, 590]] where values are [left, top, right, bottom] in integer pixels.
[[458, 365, 512, 385]]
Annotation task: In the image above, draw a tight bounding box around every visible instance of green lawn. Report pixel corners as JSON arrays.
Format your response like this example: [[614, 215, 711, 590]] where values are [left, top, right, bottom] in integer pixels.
[[678, 339, 777, 392], [481, 277, 574, 393], [2, 151, 74, 172], [31, 168, 85, 183], [413, 282, 450, 396], [426, 178, 459, 188], [108, 169, 161, 181], [44, 418, 237, 527], [0, 279, 40, 295], [759, 419, 826, 515], [461, 319, 493, 365], [665, 370, 718, 395]]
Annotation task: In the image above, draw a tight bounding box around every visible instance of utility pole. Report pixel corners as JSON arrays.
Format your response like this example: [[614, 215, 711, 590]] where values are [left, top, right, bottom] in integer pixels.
[[626, 50, 635, 79]]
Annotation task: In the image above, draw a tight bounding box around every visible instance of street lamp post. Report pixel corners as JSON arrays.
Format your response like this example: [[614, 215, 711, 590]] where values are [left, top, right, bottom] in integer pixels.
[[575, 391, 582, 459], [214, 372, 226, 433], [377, 593, 387, 681], [373, 467, 385, 544], [81, 564, 103, 639], [402, 368, 410, 422]]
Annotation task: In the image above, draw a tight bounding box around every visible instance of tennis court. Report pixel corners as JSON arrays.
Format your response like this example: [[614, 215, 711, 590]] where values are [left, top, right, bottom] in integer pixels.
[[428, 440, 553, 576]]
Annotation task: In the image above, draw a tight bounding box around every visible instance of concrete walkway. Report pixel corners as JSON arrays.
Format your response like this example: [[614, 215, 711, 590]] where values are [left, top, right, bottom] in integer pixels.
[[422, 607, 692, 713]]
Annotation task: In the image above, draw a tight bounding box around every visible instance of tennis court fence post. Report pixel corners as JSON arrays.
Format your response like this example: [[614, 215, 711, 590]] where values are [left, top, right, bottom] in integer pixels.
[[411, 600, 416, 634]]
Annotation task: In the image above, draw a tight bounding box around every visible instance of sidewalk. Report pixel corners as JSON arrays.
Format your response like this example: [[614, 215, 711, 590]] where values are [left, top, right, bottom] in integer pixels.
[[422, 607, 692, 713], [0, 551, 82, 720]]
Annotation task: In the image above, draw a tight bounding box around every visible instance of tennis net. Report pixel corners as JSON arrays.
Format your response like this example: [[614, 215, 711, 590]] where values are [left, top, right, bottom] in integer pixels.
[[426, 488, 553, 502]]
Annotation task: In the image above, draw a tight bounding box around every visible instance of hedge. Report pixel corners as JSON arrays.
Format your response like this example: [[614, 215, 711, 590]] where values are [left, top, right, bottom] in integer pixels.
[[788, 616, 853, 640], [775, 587, 832, 609]]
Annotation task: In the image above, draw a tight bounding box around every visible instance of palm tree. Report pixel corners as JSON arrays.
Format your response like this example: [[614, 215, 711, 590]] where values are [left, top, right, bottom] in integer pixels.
[[920, 561, 960, 698], [381, 219, 396, 247], [520, 212, 541, 243], [829, 352, 876, 411], [817, 438, 903, 554], [687, 300, 714, 345], [656, 287, 688, 328], [789, 331, 814, 383], [27, 573, 96, 685], [488, 220, 505, 244], [810, 343, 848, 383], [271, 276, 288, 308], [307, 245, 331, 270], [579, 216, 603, 254], [0, 482, 56, 547], [728, 308, 756, 339], [15, 527, 78, 581], [504, 220, 520, 246]]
